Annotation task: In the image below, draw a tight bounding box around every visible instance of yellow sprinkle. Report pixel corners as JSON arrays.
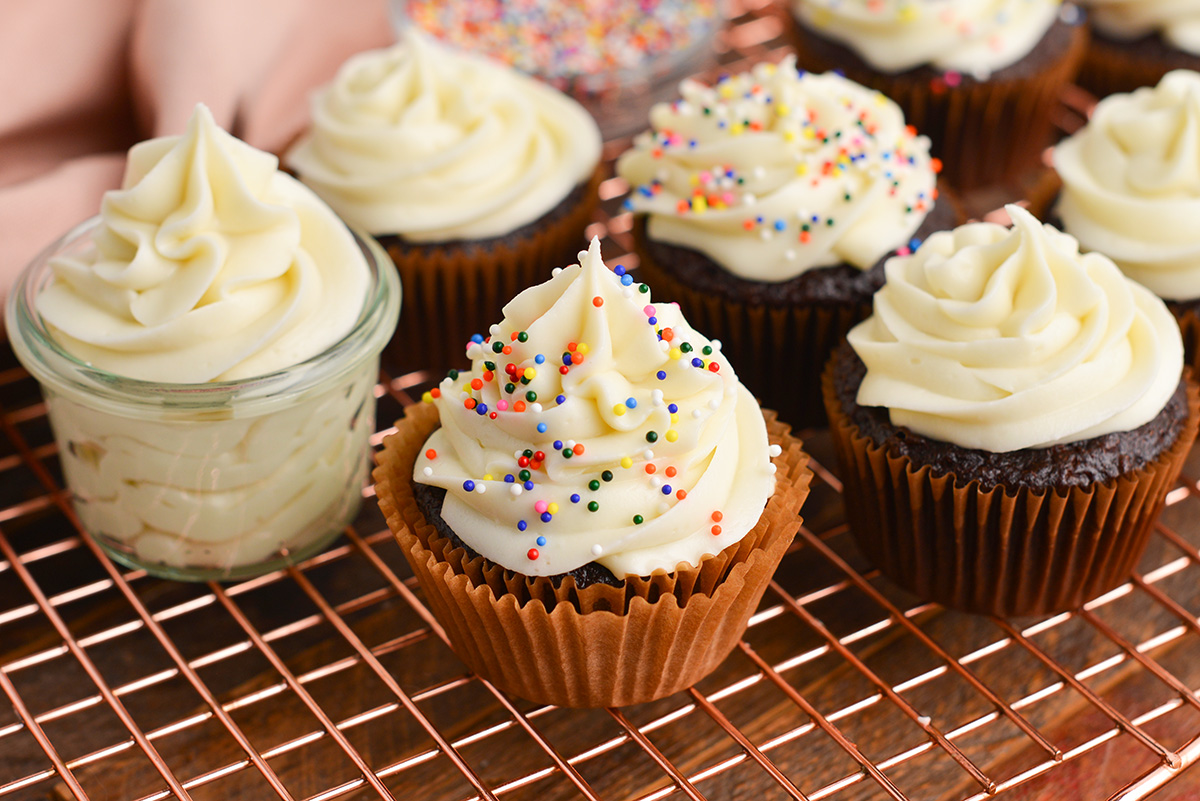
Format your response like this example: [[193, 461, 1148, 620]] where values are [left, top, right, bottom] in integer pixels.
[[803, 128, 816, 140], [524, 367, 536, 380], [613, 404, 626, 416], [577, 343, 589, 355], [898, 5, 917, 21], [483, 474, 493, 481], [692, 196, 708, 214], [796, 163, 808, 176], [762, 63, 776, 75], [670, 348, 683, 360], [422, 391, 433, 403], [548, 503, 559, 514], [689, 174, 700, 187], [621, 456, 633, 469], [665, 430, 679, 443], [670, 413, 679, 424], [783, 130, 796, 142], [730, 124, 744, 137], [775, 103, 790, 118]]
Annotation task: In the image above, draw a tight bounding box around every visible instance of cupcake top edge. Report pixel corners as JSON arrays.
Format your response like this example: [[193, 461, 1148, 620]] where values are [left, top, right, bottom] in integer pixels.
[[1055, 69, 1200, 300], [847, 205, 1184, 453], [615, 57, 939, 283], [36, 103, 370, 384], [792, 0, 1066, 78], [1081, 0, 1200, 54], [412, 237, 778, 579], [285, 28, 603, 242]]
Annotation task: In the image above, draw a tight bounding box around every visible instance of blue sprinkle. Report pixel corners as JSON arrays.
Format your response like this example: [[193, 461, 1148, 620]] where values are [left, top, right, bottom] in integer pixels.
[[625, 397, 637, 409], [756, 215, 764, 224], [540, 512, 552, 523], [535, 354, 545, 364], [554, 440, 564, 450], [662, 485, 672, 495], [476, 404, 488, 415], [717, 120, 726, 129], [773, 219, 786, 231], [725, 168, 735, 178], [622, 199, 634, 210], [833, 68, 845, 77], [648, 316, 657, 325], [470, 334, 484, 343], [668, 403, 678, 413], [657, 370, 667, 380], [524, 481, 534, 491], [505, 474, 515, 483], [638, 186, 653, 198], [536, 536, 547, 547], [517, 520, 527, 531], [537, 423, 547, 433], [615, 265, 626, 276], [688, 139, 697, 148], [692, 357, 704, 368], [556, 394, 566, 405], [463, 480, 476, 492], [909, 237, 922, 251], [562, 353, 573, 366], [570, 494, 581, 503], [621, 274, 633, 286]]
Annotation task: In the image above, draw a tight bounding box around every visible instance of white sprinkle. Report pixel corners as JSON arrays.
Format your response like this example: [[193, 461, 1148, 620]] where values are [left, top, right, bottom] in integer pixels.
[[642, 449, 654, 460], [652, 389, 665, 406], [753, 165, 766, 179], [490, 323, 501, 335], [660, 340, 671, 352], [743, 193, 757, 205], [511, 485, 523, 497], [423, 467, 433, 476], [591, 544, 603, 556], [711, 339, 722, 350], [785, 249, 797, 261], [759, 229, 773, 241], [552, 267, 563, 276], [769, 444, 782, 457], [531, 403, 543, 414], [623, 286, 634, 298], [650, 477, 662, 488], [476, 484, 486, 494], [566, 440, 576, 449], [767, 463, 777, 474], [692, 409, 703, 419], [658, 502, 670, 514], [514, 450, 524, 459], [709, 398, 721, 410]]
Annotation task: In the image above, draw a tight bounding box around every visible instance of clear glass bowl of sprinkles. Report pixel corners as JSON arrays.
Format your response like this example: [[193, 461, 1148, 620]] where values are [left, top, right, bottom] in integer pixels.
[[392, 0, 727, 139]]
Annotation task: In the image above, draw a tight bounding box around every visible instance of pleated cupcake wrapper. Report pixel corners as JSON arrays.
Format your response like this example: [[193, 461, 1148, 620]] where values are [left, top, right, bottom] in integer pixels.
[[1079, 38, 1195, 100], [789, 21, 1087, 191], [373, 401, 812, 707], [633, 231, 868, 431], [382, 167, 603, 375], [1175, 311, 1200, 404], [821, 356, 1200, 618]]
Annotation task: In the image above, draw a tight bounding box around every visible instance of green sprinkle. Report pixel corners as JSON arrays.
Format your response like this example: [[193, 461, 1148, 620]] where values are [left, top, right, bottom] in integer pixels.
[[519, 470, 532, 482], [601, 470, 614, 482], [702, 346, 712, 355], [646, 431, 658, 443], [448, 369, 459, 380], [523, 449, 534, 458], [562, 448, 573, 458], [505, 383, 516, 394], [517, 331, 529, 342], [525, 391, 538, 402], [492, 341, 504, 353], [638, 283, 650, 294], [633, 515, 644, 525], [680, 342, 693, 353], [588, 501, 599, 512], [588, 480, 601, 491], [484, 361, 495, 371]]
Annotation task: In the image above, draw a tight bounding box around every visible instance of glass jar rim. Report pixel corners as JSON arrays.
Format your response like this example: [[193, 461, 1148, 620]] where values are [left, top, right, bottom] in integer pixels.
[[5, 216, 401, 417]]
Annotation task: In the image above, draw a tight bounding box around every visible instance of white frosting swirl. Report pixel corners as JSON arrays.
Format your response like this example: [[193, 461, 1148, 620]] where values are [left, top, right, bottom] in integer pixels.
[[616, 58, 937, 282], [1055, 70, 1200, 300], [286, 29, 602, 241], [1083, 0, 1200, 53], [848, 206, 1183, 452], [414, 238, 776, 578], [792, 0, 1063, 78], [37, 104, 368, 383]]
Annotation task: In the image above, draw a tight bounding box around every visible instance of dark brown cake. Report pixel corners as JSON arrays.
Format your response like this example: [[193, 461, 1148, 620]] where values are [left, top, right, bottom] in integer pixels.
[[788, 14, 1088, 189], [830, 342, 1190, 490], [1079, 30, 1200, 98]]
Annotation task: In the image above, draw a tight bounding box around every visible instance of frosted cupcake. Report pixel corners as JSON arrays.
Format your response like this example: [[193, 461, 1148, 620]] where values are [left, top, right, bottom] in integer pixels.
[[1075, 1, 1200, 97], [824, 207, 1198, 616], [287, 29, 603, 373], [1053, 70, 1200, 377], [788, 0, 1088, 189], [616, 57, 953, 428], [5, 104, 400, 580], [373, 238, 812, 706]]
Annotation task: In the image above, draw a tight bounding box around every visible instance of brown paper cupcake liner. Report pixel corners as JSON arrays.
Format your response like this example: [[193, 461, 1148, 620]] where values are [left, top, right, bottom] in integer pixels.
[[1079, 35, 1200, 100], [822, 357, 1200, 618], [790, 20, 1087, 191], [382, 167, 603, 375], [373, 401, 812, 707], [633, 236, 868, 431], [1174, 310, 1200, 399]]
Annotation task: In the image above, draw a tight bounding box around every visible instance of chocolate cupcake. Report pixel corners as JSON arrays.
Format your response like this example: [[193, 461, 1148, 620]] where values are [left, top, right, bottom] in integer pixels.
[[616, 58, 953, 429], [373, 239, 812, 707], [287, 29, 603, 374], [787, 0, 1088, 190], [1075, 1, 1200, 97], [1053, 70, 1200, 379], [823, 206, 1199, 617]]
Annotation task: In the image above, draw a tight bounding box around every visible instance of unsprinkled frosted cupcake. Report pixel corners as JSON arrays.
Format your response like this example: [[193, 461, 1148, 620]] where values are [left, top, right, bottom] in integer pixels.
[[1075, 1, 1200, 97], [787, 0, 1088, 189], [824, 206, 1198, 617], [1053, 70, 1200, 377], [287, 29, 603, 373], [616, 57, 954, 428], [373, 238, 812, 707]]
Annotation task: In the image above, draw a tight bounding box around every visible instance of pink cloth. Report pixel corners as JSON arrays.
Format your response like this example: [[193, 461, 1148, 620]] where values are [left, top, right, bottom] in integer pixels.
[[0, 0, 394, 331]]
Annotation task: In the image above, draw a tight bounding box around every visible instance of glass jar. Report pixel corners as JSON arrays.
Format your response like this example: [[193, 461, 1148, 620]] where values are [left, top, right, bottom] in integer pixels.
[[6, 219, 401, 582]]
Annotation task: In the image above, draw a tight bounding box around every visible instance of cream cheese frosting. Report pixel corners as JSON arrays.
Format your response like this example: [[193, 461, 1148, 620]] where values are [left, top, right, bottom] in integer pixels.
[[615, 58, 937, 282], [37, 104, 369, 383], [1083, 0, 1200, 53], [413, 238, 777, 578], [848, 206, 1183, 452], [286, 29, 602, 241], [792, 0, 1064, 78], [1055, 70, 1200, 300]]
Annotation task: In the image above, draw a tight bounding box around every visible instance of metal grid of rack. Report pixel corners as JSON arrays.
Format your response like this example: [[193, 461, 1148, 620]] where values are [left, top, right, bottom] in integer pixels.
[[6, 2, 1200, 799]]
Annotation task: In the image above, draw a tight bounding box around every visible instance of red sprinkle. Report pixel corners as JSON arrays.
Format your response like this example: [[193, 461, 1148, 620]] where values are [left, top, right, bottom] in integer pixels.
[[560, 365, 570, 375], [464, 398, 477, 410], [572, 444, 584, 455], [425, 449, 437, 460], [712, 511, 723, 522], [471, 378, 483, 390], [677, 489, 687, 500], [645, 464, 657, 474], [489, 412, 498, 419], [527, 548, 539, 560], [518, 456, 530, 468], [665, 466, 677, 477], [592, 296, 604, 307], [430, 388, 441, 398], [711, 525, 722, 536], [571, 353, 583, 365], [708, 362, 720, 372], [534, 451, 546, 462]]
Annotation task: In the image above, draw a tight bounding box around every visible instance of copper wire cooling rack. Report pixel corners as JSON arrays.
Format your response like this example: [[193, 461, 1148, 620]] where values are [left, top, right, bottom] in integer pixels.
[[7, 3, 1200, 799]]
